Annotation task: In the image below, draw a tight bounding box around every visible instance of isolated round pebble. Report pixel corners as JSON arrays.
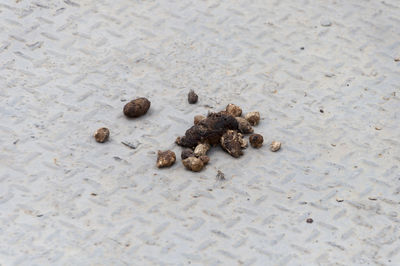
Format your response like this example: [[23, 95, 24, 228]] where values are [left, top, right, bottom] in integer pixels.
[[188, 90, 198, 104], [94, 127, 110, 143], [123, 97, 151, 118], [157, 150, 176, 168], [249, 134, 263, 148], [270, 141, 281, 152]]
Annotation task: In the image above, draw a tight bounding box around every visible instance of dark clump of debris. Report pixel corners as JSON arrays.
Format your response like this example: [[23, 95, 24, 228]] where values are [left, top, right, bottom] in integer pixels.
[[176, 111, 239, 148], [174, 103, 264, 172], [123, 97, 151, 118]]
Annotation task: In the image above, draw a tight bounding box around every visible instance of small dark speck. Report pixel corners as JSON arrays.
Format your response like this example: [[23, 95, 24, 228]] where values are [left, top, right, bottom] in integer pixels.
[[37, 214, 43, 217], [320, 109, 324, 113], [113, 156, 122, 161], [300, 47, 304, 50], [91, 193, 97, 196], [216, 170, 225, 181], [13, 139, 19, 144], [346, 84, 349, 87], [306, 218, 313, 223]]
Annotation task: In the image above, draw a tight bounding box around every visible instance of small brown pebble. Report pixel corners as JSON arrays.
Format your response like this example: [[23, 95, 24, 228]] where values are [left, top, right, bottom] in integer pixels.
[[226, 104, 242, 117], [181, 149, 194, 160], [94, 127, 110, 143], [395, 57, 400, 62], [235, 117, 254, 134], [182, 157, 204, 172], [306, 218, 313, 223], [220, 130, 244, 158], [188, 90, 198, 104], [270, 141, 281, 152], [194, 143, 210, 157], [199, 155, 210, 165], [194, 115, 206, 125], [157, 150, 176, 168], [320, 109, 324, 113], [245, 112, 260, 126], [123, 97, 151, 118], [249, 134, 263, 148]]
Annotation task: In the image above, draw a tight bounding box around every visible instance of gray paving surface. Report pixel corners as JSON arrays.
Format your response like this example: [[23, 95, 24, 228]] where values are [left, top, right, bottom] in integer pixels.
[[1, 0, 400, 265]]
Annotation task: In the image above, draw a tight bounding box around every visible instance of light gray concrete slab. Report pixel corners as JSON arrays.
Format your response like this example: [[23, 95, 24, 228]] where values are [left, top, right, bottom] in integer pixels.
[[0, 0, 399, 265]]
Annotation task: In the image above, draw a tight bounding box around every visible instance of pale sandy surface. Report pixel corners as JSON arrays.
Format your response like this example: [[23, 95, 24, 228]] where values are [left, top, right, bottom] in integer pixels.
[[0, 0, 400, 265]]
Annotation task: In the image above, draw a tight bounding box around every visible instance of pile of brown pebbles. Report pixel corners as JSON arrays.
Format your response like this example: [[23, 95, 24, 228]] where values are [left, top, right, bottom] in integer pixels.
[[167, 103, 265, 172], [93, 93, 281, 172]]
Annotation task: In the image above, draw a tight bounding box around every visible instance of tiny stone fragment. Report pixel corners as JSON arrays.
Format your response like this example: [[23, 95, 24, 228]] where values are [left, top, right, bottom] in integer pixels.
[[270, 141, 281, 152], [320, 19, 332, 27], [182, 157, 204, 172], [306, 218, 313, 223], [245, 112, 260, 126], [157, 150, 176, 168], [194, 143, 210, 157], [188, 90, 198, 104], [220, 130, 244, 158], [123, 97, 151, 118], [194, 115, 206, 125], [249, 134, 263, 148], [236, 117, 253, 134], [94, 127, 110, 143], [226, 103, 242, 117], [181, 148, 194, 160]]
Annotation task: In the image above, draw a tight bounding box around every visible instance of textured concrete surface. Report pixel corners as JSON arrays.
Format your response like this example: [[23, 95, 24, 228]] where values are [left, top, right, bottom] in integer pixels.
[[1, 0, 400, 265]]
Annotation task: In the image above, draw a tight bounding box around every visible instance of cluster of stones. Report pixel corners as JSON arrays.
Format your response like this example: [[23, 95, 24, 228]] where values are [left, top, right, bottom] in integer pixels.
[[157, 104, 264, 171]]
